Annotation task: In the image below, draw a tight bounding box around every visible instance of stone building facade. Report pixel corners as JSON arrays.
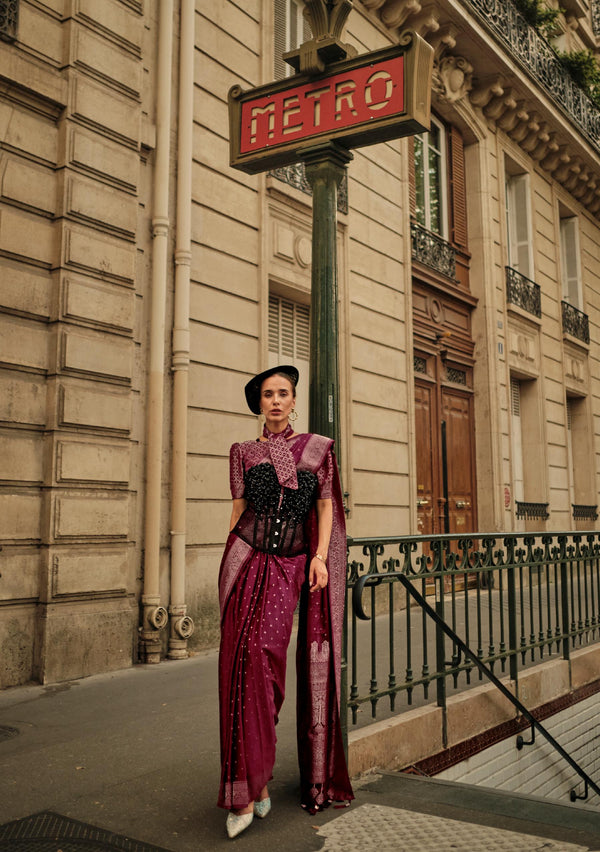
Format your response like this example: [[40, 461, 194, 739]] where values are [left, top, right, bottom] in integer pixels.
[[1, 0, 599, 688]]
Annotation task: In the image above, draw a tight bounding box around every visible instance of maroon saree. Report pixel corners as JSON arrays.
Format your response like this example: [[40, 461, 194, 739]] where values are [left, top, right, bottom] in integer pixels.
[[217, 432, 353, 813]]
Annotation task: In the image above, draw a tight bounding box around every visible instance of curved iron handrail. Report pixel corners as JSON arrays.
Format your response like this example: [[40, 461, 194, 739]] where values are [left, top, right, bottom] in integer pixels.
[[353, 569, 600, 803]]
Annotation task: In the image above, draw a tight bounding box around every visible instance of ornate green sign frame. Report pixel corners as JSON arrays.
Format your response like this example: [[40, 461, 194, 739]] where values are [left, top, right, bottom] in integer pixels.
[[228, 32, 433, 175]]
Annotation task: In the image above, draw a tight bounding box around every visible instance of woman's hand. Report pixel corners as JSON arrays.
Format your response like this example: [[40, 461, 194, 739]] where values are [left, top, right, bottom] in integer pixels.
[[309, 555, 328, 592], [229, 498, 247, 532]]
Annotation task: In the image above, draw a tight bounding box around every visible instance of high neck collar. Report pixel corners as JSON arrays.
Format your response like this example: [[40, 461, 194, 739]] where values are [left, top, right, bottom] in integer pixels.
[[263, 423, 294, 441], [261, 422, 297, 489]]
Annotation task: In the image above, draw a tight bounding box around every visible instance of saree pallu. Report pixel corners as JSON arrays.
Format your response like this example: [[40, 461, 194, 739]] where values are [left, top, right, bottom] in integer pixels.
[[217, 433, 353, 813]]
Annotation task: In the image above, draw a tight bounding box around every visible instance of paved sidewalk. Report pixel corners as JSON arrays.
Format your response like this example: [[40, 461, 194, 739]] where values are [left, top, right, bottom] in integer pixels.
[[1, 652, 600, 851]]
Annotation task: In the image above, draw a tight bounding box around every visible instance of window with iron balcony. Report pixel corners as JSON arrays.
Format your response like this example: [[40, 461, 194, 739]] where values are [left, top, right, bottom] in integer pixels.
[[409, 117, 469, 288], [559, 211, 589, 345]]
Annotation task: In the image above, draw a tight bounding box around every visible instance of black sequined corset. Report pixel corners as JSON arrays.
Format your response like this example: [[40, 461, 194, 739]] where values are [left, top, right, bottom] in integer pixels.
[[233, 462, 318, 556]]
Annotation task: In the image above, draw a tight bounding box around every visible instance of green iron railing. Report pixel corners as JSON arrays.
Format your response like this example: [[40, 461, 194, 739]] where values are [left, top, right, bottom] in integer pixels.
[[342, 532, 600, 735], [353, 572, 600, 802]]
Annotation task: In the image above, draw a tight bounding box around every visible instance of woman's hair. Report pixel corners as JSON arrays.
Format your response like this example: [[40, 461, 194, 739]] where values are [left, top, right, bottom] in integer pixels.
[[262, 371, 297, 395]]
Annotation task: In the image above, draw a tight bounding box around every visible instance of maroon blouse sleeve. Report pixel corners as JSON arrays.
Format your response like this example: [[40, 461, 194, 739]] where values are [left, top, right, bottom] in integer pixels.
[[229, 443, 245, 499], [316, 448, 334, 499]]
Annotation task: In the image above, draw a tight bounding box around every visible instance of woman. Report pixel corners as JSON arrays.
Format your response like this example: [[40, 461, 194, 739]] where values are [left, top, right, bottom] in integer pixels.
[[217, 365, 353, 839]]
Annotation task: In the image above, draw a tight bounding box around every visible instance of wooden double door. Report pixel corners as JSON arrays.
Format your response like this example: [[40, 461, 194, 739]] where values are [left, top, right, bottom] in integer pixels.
[[415, 361, 477, 536]]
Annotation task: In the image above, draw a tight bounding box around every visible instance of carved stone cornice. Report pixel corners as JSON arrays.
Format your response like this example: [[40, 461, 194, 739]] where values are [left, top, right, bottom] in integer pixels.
[[433, 54, 473, 103], [469, 75, 504, 109], [361, 0, 600, 219], [381, 0, 421, 29], [428, 23, 459, 54]]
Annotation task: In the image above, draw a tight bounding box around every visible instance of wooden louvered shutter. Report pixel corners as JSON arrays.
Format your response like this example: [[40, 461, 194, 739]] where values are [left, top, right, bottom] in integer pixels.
[[408, 137, 416, 217], [274, 0, 287, 80], [268, 294, 310, 432], [449, 125, 467, 248], [510, 378, 524, 503], [269, 296, 309, 362], [566, 397, 575, 508]]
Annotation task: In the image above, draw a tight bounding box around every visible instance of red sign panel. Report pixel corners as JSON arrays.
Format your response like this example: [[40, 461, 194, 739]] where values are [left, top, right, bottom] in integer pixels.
[[239, 56, 404, 155], [228, 38, 433, 173]]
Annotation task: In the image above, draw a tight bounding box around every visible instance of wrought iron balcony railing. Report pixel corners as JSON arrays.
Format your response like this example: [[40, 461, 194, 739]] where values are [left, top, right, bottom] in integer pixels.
[[516, 500, 549, 520], [506, 267, 541, 318], [344, 531, 600, 731], [573, 504, 598, 521], [562, 300, 590, 344], [464, 0, 600, 155], [0, 0, 18, 41], [593, 0, 600, 35], [268, 163, 348, 214], [410, 221, 457, 280]]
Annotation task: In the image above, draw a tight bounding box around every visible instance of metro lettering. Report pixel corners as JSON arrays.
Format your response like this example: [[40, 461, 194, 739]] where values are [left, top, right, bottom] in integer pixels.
[[249, 103, 276, 145], [239, 54, 404, 154], [305, 86, 331, 127], [364, 70, 394, 111], [334, 79, 358, 121], [282, 94, 302, 136]]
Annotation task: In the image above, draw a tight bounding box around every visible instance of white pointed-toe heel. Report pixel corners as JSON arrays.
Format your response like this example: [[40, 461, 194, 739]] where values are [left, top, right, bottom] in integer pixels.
[[226, 810, 254, 839], [253, 797, 271, 819]]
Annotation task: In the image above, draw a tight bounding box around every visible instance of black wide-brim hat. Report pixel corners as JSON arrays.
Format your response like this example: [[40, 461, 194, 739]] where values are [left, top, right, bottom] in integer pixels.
[[244, 364, 299, 415]]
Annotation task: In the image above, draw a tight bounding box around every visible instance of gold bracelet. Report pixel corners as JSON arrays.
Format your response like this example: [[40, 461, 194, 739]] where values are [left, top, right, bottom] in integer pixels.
[[314, 553, 326, 564]]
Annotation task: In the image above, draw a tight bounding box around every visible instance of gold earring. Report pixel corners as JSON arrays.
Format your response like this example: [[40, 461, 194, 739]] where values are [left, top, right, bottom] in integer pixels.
[[289, 409, 298, 422]]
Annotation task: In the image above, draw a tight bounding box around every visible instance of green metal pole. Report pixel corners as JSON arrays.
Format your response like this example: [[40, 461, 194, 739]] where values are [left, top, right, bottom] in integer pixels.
[[302, 141, 352, 757], [303, 141, 352, 449]]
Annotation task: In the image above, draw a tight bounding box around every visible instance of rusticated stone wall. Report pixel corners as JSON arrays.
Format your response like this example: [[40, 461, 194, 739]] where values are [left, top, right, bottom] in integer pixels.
[[0, 0, 150, 686]]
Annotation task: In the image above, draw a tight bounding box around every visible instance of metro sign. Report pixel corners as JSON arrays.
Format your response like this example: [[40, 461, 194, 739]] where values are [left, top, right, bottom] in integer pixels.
[[241, 56, 404, 153], [229, 35, 433, 174]]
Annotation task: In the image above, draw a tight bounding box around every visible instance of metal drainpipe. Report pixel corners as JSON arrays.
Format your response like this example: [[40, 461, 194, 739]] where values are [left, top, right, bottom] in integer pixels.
[[168, 0, 195, 659], [140, 0, 173, 663]]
